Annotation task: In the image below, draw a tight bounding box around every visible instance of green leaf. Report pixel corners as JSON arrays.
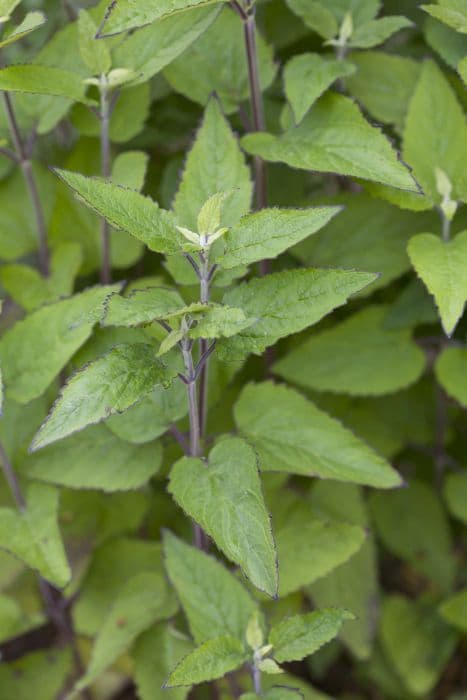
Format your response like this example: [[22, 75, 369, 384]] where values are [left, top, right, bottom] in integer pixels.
[[103, 287, 185, 327], [164, 9, 276, 114], [111, 151, 148, 191], [54, 169, 186, 254], [99, 0, 226, 35], [31, 344, 175, 450], [285, 0, 338, 39], [0, 0, 21, 19], [0, 649, 72, 700], [0, 11, 46, 49], [408, 231, 467, 336], [403, 60, 467, 203], [0, 65, 91, 103], [346, 51, 421, 131], [309, 483, 379, 660], [163, 531, 258, 644], [220, 206, 341, 269], [439, 589, 467, 632], [273, 497, 366, 596], [370, 480, 455, 592], [75, 572, 178, 692], [458, 55, 467, 83], [292, 194, 436, 294], [0, 283, 121, 404], [219, 268, 376, 360], [173, 99, 252, 230], [188, 305, 253, 339], [381, 595, 458, 696], [168, 437, 278, 597], [73, 537, 165, 636], [23, 424, 163, 492], [270, 609, 354, 663], [134, 623, 194, 700], [284, 53, 355, 124], [112, 6, 221, 86], [443, 472, 467, 524], [349, 16, 413, 48], [421, 1, 467, 33], [165, 636, 248, 687], [0, 242, 82, 312], [242, 93, 418, 192], [274, 306, 425, 396], [0, 483, 70, 587], [78, 9, 111, 75], [435, 346, 467, 406], [106, 381, 187, 444], [235, 382, 401, 488]]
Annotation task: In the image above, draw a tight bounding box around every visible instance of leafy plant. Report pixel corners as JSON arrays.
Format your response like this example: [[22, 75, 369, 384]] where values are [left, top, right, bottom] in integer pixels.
[[0, 1, 466, 699]]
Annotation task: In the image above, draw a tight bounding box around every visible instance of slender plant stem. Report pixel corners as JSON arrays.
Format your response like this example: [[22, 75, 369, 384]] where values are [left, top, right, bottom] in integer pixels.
[[0, 441, 25, 511], [251, 663, 262, 695], [2, 93, 50, 276], [441, 211, 451, 242], [198, 251, 211, 437], [99, 76, 112, 284]]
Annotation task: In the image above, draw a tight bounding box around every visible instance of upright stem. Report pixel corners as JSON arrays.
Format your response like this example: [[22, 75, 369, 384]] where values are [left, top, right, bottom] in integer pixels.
[[198, 251, 211, 437], [2, 93, 50, 276], [99, 76, 112, 284], [251, 662, 262, 695]]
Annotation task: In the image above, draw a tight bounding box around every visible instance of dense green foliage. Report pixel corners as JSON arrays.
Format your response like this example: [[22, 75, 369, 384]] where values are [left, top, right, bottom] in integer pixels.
[[0, 1, 466, 699]]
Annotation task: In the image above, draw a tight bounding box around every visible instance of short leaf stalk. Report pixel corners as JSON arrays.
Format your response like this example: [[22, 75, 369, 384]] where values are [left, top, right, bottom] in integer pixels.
[[99, 74, 112, 283], [2, 92, 50, 276]]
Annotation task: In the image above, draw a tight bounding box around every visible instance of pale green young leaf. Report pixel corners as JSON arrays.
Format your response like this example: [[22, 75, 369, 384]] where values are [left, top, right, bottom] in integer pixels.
[[349, 16, 412, 48], [168, 437, 278, 597], [439, 589, 467, 632], [270, 609, 354, 663], [381, 596, 458, 696], [370, 480, 455, 592], [0, 242, 82, 312], [403, 60, 467, 203], [99, 0, 225, 35], [163, 531, 258, 644], [165, 636, 248, 688], [111, 151, 148, 191], [309, 483, 379, 660], [284, 54, 355, 124], [23, 424, 162, 492], [173, 99, 252, 230], [106, 381, 187, 444], [0, 65, 91, 103], [0, 283, 121, 404], [220, 206, 341, 269], [0, 483, 70, 587], [134, 623, 193, 700], [242, 93, 418, 192], [435, 346, 467, 406], [273, 499, 366, 596], [74, 537, 165, 636], [325, 0, 380, 25], [164, 10, 276, 115], [112, 6, 220, 86], [218, 268, 376, 360], [78, 10, 111, 75], [285, 0, 338, 39], [274, 306, 425, 396], [235, 382, 401, 488], [0, 11, 46, 49], [75, 572, 178, 692], [421, 1, 467, 33], [103, 287, 185, 327], [408, 231, 467, 336], [0, 649, 72, 700], [443, 472, 467, 524], [346, 52, 421, 131], [32, 344, 175, 450], [0, 0, 21, 19], [54, 169, 186, 254]]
